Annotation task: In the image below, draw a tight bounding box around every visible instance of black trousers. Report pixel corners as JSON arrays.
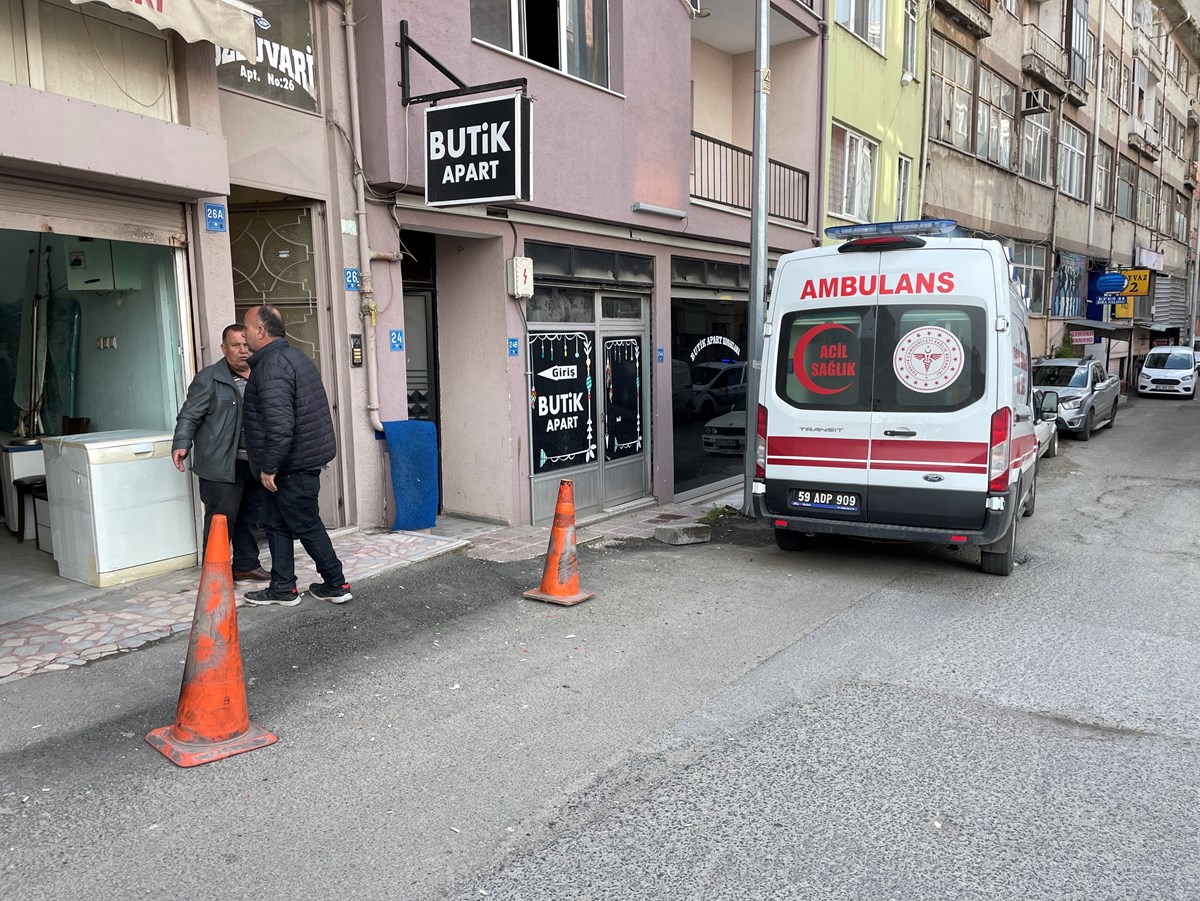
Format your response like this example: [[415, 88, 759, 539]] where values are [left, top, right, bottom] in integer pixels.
[[262, 469, 345, 592], [197, 458, 264, 572]]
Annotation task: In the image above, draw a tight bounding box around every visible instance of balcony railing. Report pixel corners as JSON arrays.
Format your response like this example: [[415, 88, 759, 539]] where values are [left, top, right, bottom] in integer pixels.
[[1022, 23, 1068, 93], [691, 132, 810, 225]]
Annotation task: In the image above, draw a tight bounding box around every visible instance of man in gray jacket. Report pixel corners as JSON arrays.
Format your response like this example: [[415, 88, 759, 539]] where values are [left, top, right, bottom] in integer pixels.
[[171, 324, 268, 581]]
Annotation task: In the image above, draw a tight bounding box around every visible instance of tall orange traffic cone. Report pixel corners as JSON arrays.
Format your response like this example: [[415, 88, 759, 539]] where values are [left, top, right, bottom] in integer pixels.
[[524, 479, 594, 606], [145, 514, 277, 767]]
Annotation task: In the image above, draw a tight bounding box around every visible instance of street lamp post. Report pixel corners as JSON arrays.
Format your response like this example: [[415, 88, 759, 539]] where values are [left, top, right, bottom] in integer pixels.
[[741, 0, 770, 516]]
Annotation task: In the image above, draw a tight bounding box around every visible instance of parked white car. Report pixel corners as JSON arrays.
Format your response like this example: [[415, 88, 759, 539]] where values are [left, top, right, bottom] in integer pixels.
[[1034, 389, 1058, 459], [1137, 346, 1197, 399]]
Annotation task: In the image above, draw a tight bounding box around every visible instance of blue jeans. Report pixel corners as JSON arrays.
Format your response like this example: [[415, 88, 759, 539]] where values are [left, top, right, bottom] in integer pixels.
[[262, 469, 345, 592], [198, 459, 264, 572]]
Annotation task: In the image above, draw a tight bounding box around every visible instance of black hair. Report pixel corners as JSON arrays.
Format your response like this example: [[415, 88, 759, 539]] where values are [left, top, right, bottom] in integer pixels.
[[256, 305, 286, 339]]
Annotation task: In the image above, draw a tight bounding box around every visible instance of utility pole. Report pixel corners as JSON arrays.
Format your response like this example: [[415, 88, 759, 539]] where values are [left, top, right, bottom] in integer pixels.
[[742, 0, 770, 516]]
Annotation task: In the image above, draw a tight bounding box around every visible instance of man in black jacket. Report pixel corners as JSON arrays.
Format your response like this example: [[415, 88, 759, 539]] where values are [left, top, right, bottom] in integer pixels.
[[240, 304, 350, 606], [171, 324, 268, 581]]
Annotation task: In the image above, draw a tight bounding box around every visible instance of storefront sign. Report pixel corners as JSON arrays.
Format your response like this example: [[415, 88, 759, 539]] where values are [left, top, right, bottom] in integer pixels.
[[1119, 268, 1150, 296], [425, 95, 532, 207], [1070, 330, 1094, 345], [1136, 246, 1165, 271], [529, 332, 595, 473], [204, 203, 227, 233], [215, 0, 319, 113], [689, 335, 741, 363]]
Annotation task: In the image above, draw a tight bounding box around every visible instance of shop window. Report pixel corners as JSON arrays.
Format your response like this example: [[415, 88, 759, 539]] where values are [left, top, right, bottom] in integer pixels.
[[574, 248, 616, 280], [1011, 242, 1046, 314], [529, 243, 572, 277], [216, 0, 319, 113], [470, 0, 610, 89], [527, 287, 594, 323], [616, 254, 654, 285], [1050, 251, 1085, 319], [601, 297, 640, 319]]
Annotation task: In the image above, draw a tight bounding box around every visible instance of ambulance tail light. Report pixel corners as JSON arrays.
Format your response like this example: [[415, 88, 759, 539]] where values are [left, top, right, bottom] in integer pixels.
[[988, 407, 1012, 493], [755, 404, 768, 478]]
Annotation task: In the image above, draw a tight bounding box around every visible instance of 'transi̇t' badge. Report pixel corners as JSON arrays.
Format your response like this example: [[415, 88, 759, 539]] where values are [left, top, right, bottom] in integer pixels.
[[894, 326, 965, 393]]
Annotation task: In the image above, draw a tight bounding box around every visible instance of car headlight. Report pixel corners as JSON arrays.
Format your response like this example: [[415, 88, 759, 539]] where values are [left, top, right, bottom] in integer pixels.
[[1059, 397, 1083, 410], [1183, 373, 1195, 381], [704, 427, 716, 435]]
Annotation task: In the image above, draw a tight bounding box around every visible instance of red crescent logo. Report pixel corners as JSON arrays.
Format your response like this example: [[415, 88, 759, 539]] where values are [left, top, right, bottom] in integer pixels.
[[792, 323, 855, 395]]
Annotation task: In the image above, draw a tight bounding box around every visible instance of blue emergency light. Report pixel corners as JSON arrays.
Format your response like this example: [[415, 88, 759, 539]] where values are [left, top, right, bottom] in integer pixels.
[[825, 219, 958, 240]]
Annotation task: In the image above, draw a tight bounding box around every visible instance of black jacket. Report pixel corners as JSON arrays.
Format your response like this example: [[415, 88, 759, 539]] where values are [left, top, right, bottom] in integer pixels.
[[171, 360, 243, 483], [243, 338, 336, 475]]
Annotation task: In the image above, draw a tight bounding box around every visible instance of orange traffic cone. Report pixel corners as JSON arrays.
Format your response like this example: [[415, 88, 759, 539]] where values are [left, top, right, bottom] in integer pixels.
[[145, 514, 277, 767], [524, 479, 595, 606]]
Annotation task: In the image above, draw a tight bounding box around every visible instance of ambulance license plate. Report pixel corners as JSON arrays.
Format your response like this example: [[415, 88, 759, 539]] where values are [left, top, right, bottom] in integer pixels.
[[790, 489, 860, 513]]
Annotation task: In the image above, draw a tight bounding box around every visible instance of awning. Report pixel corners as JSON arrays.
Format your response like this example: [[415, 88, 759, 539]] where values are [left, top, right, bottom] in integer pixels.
[[70, 0, 259, 59], [1065, 319, 1132, 338]]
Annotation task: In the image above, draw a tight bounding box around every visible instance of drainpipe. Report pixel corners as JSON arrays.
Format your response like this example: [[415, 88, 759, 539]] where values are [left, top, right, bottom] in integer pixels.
[[340, 0, 390, 433], [916, 0, 933, 216], [1086, 0, 1106, 250], [815, 18, 830, 243]]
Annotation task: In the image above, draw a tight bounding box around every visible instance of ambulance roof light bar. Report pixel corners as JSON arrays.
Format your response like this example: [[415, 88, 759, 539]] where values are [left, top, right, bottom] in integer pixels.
[[825, 219, 958, 240]]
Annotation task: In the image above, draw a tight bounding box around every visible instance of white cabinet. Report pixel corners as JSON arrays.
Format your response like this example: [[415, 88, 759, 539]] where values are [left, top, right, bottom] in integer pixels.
[[43, 430, 196, 587], [0, 435, 45, 540], [64, 237, 143, 292]]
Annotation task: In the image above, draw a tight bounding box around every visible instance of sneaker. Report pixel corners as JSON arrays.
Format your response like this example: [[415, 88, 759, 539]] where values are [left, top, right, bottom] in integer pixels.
[[244, 586, 301, 607], [308, 582, 352, 604]]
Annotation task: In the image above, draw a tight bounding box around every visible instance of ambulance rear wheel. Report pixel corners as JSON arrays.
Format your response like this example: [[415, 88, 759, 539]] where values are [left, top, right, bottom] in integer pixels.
[[774, 528, 808, 552], [980, 518, 1016, 576]]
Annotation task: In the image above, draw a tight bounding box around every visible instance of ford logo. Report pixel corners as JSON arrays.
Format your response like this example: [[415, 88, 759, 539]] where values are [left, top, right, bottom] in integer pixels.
[[923, 474, 944, 483]]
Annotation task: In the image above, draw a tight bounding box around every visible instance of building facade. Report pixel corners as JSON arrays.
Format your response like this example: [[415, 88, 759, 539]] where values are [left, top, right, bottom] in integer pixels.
[[923, 0, 1200, 377]]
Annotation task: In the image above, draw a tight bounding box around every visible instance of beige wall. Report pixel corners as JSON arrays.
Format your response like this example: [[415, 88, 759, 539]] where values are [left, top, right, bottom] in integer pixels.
[[691, 39, 733, 142]]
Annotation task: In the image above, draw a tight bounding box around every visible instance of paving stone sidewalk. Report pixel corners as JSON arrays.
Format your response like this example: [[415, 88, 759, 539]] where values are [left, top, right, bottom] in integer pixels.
[[0, 491, 739, 684]]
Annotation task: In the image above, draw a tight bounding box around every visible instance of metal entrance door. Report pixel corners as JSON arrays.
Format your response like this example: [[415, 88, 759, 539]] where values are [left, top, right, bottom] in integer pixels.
[[528, 291, 650, 524]]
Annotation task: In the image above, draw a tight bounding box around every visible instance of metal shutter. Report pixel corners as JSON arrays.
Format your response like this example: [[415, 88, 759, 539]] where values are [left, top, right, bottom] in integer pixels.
[[0, 174, 187, 246]]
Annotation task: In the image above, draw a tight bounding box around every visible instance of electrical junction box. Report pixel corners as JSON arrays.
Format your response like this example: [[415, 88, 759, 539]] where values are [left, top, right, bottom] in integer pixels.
[[507, 256, 534, 299], [64, 236, 143, 292]]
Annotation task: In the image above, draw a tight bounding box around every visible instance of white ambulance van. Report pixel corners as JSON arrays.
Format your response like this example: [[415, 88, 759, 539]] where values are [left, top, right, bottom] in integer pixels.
[[752, 220, 1053, 576]]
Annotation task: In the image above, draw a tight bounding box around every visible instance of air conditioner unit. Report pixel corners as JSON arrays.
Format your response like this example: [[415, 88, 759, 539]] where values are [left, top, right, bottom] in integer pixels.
[[1021, 89, 1052, 115]]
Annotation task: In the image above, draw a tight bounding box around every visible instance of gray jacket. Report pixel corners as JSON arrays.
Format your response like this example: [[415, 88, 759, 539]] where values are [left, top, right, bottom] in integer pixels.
[[171, 360, 244, 483]]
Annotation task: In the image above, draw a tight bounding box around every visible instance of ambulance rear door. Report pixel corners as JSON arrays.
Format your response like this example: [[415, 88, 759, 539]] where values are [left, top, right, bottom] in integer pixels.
[[763, 252, 880, 523], [866, 247, 995, 530]]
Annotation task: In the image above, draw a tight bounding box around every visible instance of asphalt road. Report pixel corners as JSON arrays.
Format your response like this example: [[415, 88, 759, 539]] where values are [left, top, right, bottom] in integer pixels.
[[2, 393, 1199, 900]]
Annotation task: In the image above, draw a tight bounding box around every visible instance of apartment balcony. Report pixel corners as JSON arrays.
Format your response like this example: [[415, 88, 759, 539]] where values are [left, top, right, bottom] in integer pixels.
[[691, 132, 810, 225], [1022, 24, 1068, 96], [1129, 117, 1161, 161], [933, 0, 992, 38], [1133, 29, 1165, 76]]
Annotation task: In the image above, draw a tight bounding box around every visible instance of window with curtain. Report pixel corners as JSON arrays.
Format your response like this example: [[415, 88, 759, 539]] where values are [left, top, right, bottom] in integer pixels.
[[1115, 156, 1136, 219], [930, 34, 974, 152], [837, 0, 885, 52], [829, 124, 878, 222], [976, 68, 1015, 169], [1011, 243, 1047, 315], [1057, 120, 1088, 200], [1095, 142, 1113, 209], [1020, 112, 1051, 185]]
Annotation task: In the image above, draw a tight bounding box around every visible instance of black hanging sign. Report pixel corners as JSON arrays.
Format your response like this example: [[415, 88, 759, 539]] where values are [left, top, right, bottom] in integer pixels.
[[529, 332, 595, 474], [425, 94, 532, 207]]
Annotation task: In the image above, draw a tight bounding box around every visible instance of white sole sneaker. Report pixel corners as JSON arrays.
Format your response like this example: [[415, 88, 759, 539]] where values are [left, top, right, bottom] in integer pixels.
[[308, 583, 352, 604]]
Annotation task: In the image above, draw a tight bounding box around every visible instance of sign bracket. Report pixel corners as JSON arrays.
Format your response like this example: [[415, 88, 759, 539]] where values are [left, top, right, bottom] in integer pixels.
[[397, 20, 527, 107]]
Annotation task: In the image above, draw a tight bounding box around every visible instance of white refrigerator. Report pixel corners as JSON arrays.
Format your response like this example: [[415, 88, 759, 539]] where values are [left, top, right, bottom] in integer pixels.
[[42, 430, 197, 587]]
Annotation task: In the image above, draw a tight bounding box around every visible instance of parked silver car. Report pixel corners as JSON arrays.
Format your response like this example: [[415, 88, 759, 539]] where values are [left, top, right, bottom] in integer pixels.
[[1031, 359, 1119, 441]]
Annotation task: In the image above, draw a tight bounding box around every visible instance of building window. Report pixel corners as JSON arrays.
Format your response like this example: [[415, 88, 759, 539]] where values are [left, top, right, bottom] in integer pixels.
[[902, 0, 918, 77], [976, 68, 1016, 169], [896, 155, 912, 218], [1068, 0, 1089, 88], [1011, 243, 1047, 315], [1136, 167, 1156, 227], [1120, 63, 1132, 111], [1103, 50, 1118, 99], [1020, 112, 1052, 185], [1095, 142, 1113, 210], [1116, 155, 1136, 219], [1175, 192, 1190, 243], [829, 124, 878, 222], [837, 0, 885, 53], [1057, 120, 1088, 201], [470, 0, 610, 88], [1159, 183, 1174, 234], [930, 35, 974, 152]]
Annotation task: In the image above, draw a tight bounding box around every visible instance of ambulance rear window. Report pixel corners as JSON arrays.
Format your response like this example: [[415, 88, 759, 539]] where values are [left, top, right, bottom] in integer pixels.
[[776, 307, 872, 411], [875, 306, 987, 412]]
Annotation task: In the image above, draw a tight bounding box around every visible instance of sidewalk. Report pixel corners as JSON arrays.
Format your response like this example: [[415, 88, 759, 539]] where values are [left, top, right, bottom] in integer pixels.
[[0, 489, 740, 684]]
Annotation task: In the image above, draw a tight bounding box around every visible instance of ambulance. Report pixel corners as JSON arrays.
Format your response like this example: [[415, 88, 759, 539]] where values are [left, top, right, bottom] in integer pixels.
[[752, 220, 1051, 576]]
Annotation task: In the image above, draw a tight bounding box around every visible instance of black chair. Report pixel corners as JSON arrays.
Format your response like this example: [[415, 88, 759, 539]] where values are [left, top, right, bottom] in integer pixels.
[[13, 475, 47, 544]]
